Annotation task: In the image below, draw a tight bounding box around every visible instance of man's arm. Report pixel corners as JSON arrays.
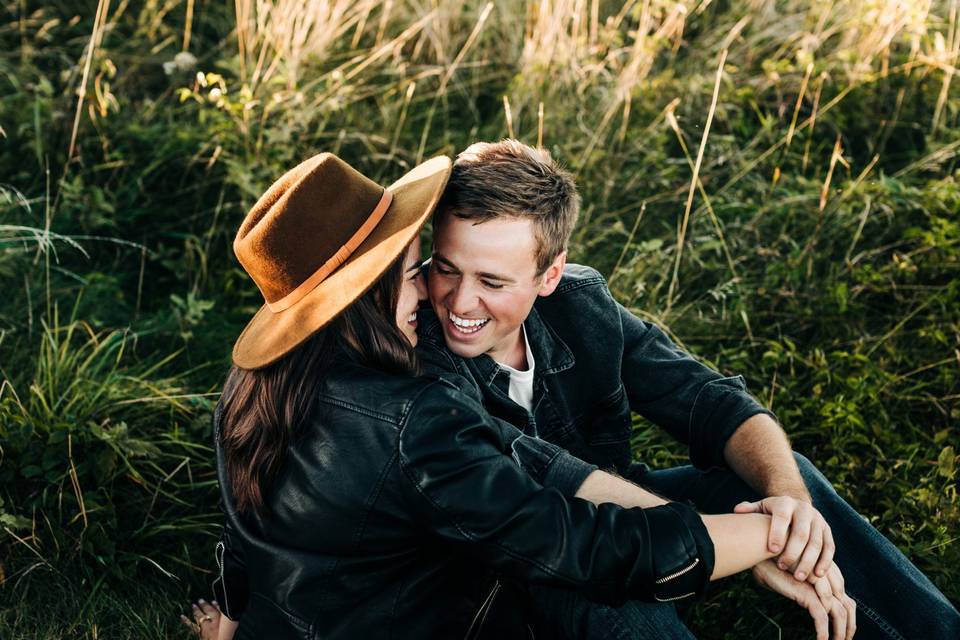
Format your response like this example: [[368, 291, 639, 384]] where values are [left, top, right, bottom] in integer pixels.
[[723, 413, 809, 500], [614, 299, 776, 472], [612, 295, 835, 580], [725, 413, 836, 581], [575, 469, 668, 508]]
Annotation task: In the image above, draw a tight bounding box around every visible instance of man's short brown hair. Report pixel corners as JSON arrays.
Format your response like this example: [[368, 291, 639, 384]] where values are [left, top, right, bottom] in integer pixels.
[[436, 139, 580, 275]]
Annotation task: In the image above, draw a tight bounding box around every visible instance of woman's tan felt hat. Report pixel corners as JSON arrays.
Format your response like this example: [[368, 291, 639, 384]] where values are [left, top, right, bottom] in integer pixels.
[[232, 153, 452, 369]]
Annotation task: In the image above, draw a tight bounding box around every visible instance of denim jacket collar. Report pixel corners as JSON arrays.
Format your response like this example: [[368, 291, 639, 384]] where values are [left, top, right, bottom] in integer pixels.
[[470, 306, 576, 386]]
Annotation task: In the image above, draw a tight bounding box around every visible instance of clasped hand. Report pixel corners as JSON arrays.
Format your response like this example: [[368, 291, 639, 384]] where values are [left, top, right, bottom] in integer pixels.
[[753, 559, 856, 640], [735, 495, 834, 580], [737, 496, 855, 639]]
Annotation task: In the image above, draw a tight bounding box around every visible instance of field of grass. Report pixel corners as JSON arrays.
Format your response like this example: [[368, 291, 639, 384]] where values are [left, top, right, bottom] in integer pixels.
[[1, 0, 958, 637]]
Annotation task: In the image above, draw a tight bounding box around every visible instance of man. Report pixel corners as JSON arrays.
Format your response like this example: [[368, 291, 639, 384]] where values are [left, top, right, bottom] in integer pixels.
[[415, 139, 960, 639]]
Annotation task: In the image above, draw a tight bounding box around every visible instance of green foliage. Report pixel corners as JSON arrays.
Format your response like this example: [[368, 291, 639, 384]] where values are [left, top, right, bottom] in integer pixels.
[[1, 0, 958, 636], [0, 312, 216, 582]]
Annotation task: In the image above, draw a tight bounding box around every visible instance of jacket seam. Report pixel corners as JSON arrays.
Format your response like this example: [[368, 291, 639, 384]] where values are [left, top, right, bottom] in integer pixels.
[[552, 274, 606, 295], [318, 396, 402, 425], [687, 375, 747, 438], [352, 450, 400, 552], [596, 382, 626, 407], [510, 433, 564, 476]]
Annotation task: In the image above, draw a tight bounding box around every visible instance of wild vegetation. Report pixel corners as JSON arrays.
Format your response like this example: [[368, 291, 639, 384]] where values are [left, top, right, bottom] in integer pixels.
[[1, 0, 957, 637]]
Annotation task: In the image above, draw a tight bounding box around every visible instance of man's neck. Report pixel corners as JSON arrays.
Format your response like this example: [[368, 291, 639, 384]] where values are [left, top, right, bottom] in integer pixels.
[[491, 328, 528, 371]]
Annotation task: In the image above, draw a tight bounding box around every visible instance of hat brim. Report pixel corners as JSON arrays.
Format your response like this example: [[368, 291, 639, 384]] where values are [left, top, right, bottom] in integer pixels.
[[232, 155, 452, 369]]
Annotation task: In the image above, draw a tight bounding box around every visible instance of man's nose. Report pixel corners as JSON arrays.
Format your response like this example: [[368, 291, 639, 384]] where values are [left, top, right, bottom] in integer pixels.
[[446, 280, 478, 313]]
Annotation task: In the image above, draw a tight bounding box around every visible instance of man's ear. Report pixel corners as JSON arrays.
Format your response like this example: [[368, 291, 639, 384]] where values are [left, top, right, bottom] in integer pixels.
[[537, 251, 567, 297]]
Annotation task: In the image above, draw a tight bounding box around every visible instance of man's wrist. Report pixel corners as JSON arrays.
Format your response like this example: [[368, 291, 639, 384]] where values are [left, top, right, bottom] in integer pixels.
[[765, 484, 812, 503]]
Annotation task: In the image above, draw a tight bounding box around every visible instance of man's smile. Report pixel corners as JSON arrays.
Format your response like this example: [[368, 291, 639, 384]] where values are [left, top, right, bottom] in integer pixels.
[[447, 310, 491, 336]]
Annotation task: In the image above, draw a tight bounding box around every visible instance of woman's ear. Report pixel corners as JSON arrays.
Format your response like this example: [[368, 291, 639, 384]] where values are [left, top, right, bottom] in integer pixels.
[[537, 251, 567, 297]]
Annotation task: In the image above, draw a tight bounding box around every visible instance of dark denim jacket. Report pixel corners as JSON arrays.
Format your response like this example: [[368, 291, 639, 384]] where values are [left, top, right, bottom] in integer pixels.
[[417, 264, 776, 494]]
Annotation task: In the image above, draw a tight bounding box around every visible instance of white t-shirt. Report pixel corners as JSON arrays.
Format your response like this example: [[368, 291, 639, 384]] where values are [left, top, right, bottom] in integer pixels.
[[498, 324, 536, 412]]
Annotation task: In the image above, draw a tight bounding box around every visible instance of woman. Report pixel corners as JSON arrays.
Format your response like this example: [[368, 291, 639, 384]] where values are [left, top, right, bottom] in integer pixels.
[[182, 152, 825, 640]]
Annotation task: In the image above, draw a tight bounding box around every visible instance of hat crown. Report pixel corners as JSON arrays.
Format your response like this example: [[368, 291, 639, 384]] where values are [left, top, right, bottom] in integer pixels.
[[234, 153, 386, 306]]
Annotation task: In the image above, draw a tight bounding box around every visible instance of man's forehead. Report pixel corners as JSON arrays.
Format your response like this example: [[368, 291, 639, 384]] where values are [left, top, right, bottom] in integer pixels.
[[432, 216, 539, 277]]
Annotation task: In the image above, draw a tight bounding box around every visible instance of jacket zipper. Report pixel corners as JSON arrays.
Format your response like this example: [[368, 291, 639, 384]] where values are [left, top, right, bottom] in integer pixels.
[[463, 579, 501, 640], [214, 541, 229, 615], [653, 557, 699, 602], [655, 557, 699, 584]]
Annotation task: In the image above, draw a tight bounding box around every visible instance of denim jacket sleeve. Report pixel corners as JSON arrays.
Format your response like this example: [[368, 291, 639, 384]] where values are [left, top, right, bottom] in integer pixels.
[[509, 429, 598, 496], [616, 299, 776, 470], [417, 338, 598, 497], [398, 379, 715, 605]]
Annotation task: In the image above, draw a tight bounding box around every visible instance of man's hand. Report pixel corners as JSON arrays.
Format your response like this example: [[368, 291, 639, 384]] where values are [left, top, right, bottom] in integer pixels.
[[753, 559, 856, 640], [735, 495, 835, 580]]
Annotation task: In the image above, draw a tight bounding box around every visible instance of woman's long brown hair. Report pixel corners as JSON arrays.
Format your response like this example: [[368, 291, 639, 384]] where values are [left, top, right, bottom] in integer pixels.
[[220, 255, 418, 515]]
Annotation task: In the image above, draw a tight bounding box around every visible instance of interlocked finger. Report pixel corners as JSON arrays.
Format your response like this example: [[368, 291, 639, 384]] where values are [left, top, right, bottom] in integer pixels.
[[794, 526, 824, 580], [768, 507, 792, 553], [779, 511, 812, 571], [798, 588, 830, 640], [826, 566, 856, 639], [810, 574, 840, 640], [831, 596, 847, 640], [814, 525, 836, 578]]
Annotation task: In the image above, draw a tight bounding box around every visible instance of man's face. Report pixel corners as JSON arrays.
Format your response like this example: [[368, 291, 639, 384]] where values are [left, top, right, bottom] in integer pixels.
[[428, 214, 564, 366]]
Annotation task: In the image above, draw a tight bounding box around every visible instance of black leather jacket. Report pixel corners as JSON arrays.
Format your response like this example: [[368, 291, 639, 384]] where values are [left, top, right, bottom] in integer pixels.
[[213, 349, 715, 639]]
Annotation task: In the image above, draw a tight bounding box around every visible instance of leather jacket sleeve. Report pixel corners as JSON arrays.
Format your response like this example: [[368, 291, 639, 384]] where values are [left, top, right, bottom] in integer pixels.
[[398, 379, 715, 605], [616, 300, 776, 470], [417, 342, 599, 497]]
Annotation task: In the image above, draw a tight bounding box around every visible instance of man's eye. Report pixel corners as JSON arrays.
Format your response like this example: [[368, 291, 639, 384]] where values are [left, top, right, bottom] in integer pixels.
[[482, 281, 504, 289], [434, 265, 452, 275]]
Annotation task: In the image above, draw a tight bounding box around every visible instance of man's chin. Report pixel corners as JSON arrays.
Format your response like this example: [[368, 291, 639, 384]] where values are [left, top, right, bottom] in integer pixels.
[[441, 331, 486, 359]]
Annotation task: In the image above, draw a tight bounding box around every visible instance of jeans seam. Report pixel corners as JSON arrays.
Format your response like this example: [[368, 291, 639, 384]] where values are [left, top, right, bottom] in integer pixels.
[[848, 589, 907, 640]]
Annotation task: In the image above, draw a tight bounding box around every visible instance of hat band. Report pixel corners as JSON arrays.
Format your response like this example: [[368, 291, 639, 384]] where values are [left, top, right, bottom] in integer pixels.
[[266, 188, 394, 313]]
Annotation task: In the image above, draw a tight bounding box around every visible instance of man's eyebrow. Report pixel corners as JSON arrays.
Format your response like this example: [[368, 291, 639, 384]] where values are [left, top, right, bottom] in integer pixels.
[[432, 253, 458, 270], [433, 252, 516, 283], [477, 270, 515, 283]]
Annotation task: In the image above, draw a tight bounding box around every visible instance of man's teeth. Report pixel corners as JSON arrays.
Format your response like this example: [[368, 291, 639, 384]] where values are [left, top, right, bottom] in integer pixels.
[[449, 311, 489, 333]]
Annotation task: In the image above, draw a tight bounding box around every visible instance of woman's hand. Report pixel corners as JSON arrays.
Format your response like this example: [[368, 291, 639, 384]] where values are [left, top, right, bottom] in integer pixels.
[[752, 559, 856, 640], [180, 599, 221, 640]]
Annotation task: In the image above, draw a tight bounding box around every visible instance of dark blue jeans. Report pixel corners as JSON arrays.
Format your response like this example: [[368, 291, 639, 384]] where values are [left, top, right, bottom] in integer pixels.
[[528, 453, 960, 639]]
